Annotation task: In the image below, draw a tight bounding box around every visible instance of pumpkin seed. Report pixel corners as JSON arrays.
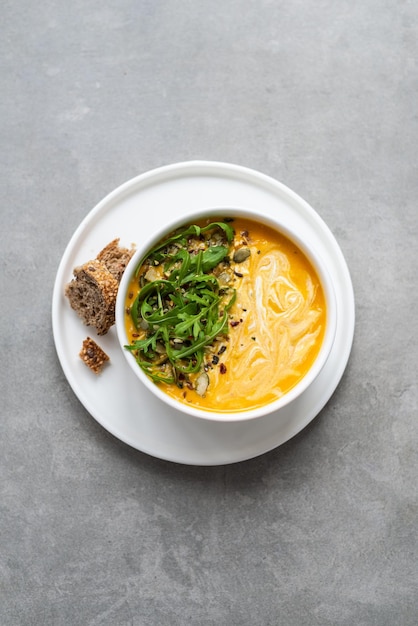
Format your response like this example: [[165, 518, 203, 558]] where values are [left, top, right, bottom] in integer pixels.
[[195, 372, 209, 397], [233, 248, 250, 263]]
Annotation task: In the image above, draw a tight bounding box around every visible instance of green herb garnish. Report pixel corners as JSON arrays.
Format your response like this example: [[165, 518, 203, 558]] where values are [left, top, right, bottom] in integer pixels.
[[126, 220, 237, 390]]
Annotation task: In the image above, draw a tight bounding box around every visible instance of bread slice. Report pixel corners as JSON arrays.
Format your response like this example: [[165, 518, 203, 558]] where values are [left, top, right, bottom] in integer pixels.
[[79, 337, 109, 374], [65, 260, 119, 335], [97, 238, 135, 283]]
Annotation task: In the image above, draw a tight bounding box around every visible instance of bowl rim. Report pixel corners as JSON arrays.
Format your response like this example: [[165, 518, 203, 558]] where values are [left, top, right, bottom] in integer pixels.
[[116, 206, 338, 422]]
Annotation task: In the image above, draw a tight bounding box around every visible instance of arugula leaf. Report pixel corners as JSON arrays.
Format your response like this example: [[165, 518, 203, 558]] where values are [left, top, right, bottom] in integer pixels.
[[201, 221, 234, 243], [201, 246, 228, 272]]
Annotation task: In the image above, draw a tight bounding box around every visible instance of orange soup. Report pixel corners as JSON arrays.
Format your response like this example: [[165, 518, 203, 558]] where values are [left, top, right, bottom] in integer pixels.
[[124, 217, 326, 412]]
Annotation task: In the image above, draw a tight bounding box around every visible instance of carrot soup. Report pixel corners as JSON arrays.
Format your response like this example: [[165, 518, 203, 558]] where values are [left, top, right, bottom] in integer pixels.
[[124, 217, 326, 412]]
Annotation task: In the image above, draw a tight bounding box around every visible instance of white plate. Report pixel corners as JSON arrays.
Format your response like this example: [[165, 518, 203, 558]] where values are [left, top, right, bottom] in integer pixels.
[[52, 161, 355, 465]]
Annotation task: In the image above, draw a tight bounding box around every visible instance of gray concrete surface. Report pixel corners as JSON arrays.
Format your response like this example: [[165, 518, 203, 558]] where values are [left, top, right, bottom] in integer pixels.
[[1, 1, 417, 624]]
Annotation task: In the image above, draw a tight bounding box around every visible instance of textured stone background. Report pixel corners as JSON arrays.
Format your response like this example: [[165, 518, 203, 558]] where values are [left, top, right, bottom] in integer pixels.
[[1, 1, 417, 624]]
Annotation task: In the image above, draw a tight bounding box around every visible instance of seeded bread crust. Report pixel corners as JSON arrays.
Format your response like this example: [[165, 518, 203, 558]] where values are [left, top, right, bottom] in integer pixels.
[[65, 259, 119, 335], [96, 238, 135, 283], [79, 337, 110, 374]]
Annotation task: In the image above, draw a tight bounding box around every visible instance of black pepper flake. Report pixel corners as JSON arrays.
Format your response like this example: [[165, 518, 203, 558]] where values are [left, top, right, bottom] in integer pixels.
[[218, 345, 227, 355], [234, 271, 243, 278], [230, 320, 240, 327], [212, 355, 219, 365]]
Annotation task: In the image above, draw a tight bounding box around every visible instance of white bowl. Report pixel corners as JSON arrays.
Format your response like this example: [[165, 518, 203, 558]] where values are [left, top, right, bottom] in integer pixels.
[[116, 207, 337, 422]]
